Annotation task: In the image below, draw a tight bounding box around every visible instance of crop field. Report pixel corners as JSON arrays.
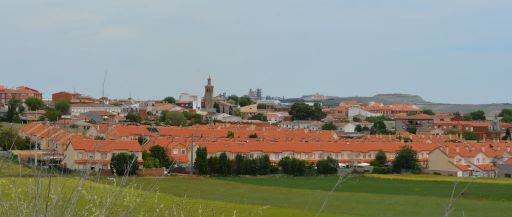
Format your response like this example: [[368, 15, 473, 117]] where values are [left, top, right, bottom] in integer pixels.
[[1, 158, 512, 217]]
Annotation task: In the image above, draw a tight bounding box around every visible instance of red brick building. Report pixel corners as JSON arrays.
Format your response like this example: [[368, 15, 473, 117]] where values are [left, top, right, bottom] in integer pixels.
[[0, 86, 43, 106], [52, 91, 96, 103]]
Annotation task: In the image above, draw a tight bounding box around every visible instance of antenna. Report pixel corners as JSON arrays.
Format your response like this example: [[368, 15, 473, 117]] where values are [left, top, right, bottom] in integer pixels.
[[102, 69, 108, 98]]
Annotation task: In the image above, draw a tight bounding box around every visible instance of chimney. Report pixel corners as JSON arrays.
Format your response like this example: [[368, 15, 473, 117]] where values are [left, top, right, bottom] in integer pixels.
[[456, 146, 460, 153], [507, 147, 511, 152], [481, 147, 486, 152], [445, 146, 449, 155]]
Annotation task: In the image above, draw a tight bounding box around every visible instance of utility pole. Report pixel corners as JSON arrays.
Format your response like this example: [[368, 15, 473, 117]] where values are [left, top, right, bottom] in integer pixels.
[[189, 131, 195, 175]]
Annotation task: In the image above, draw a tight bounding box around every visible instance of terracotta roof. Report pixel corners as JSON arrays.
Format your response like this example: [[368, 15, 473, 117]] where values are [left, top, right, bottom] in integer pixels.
[[71, 139, 142, 152]]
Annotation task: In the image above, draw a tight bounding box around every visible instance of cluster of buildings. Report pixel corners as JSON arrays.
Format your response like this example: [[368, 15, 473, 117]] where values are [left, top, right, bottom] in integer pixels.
[[14, 120, 512, 178], [3, 78, 512, 178]]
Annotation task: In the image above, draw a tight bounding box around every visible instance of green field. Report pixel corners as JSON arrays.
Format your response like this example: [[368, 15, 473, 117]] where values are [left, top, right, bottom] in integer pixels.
[[1, 157, 512, 217]]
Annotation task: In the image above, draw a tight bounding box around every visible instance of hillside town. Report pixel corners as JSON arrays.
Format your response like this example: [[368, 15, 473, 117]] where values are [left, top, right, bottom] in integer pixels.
[[1, 78, 512, 178]]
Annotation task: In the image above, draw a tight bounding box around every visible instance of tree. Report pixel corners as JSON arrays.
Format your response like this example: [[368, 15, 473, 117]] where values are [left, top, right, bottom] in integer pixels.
[[226, 131, 235, 138], [25, 97, 44, 111], [149, 145, 173, 168], [278, 157, 306, 176], [54, 100, 71, 115], [464, 110, 486, 121], [207, 156, 220, 175], [137, 136, 149, 145], [355, 125, 363, 132], [321, 122, 337, 131], [403, 137, 413, 143], [162, 96, 176, 104], [183, 111, 203, 125], [110, 153, 139, 176], [462, 131, 479, 140], [45, 108, 60, 121], [0, 127, 31, 150], [316, 157, 338, 175], [289, 102, 326, 121], [218, 152, 231, 176], [503, 128, 511, 140], [422, 109, 435, 115], [238, 96, 253, 107], [126, 111, 141, 123], [371, 121, 392, 135], [406, 126, 417, 135], [393, 146, 420, 173], [194, 147, 208, 175], [227, 95, 239, 105], [498, 109, 512, 123], [5, 98, 22, 123], [248, 113, 267, 121], [366, 116, 392, 123], [159, 111, 187, 126], [371, 150, 387, 167], [233, 154, 245, 175], [257, 155, 271, 175], [142, 150, 160, 168], [248, 133, 258, 139]]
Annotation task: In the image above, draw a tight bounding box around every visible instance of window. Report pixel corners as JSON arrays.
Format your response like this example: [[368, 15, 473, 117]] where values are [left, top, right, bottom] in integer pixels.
[[88, 153, 94, 160], [173, 149, 178, 154], [181, 149, 186, 155], [101, 153, 107, 160], [77, 152, 83, 159]]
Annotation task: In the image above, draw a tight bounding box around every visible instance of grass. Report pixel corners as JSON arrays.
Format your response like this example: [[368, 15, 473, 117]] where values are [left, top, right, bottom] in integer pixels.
[[128, 175, 512, 217], [2, 156, 512, 217]]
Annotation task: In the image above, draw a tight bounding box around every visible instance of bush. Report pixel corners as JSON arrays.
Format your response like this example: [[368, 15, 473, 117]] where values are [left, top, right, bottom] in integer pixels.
[[278, 157, 306, 176], [316, 157, 338, 175], [110, 153, 139, 176], [372, 166, 392, 174], [248, 133, 258, 139], [462, 131, 479, 140]]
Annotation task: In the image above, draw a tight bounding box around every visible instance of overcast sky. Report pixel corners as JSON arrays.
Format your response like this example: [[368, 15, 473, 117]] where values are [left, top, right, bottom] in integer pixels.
[[1, 0, 511, 104]]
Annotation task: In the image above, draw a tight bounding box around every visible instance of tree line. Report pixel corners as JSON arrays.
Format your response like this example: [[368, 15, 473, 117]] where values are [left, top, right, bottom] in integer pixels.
[[194, 147, 339, 176]]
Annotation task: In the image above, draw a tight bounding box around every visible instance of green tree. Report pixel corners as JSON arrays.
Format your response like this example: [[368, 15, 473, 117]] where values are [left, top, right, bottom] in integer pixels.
[[371, 150, 387, 167], [5, 98, 22, 123], [406, 126, 417, 135], [289, 102, 326, 121], [226, 131, 235, 138], [183, 111, 203, 125], [316, 157, 338, 175], [498, 109, 512, 123], [0, 127, 31, 150], [503, 128, 511, 140], [464, 110, 486, 121], [25, 97, 44, 111], [142, 150, 160, 168], [278, 157, 306, 176], [110, 153, 139, 176], [149, 145, 173, 168], [321, 122, 337, 131], [162, 96, 176, 104], [207, 156, 220, 175], [54, 100, 71, 115], [45, 108, 61, 121], [194, 147, 208, 175], [248, 133, 258, 139], [403, 137, 413, 143], [462, 131, 479, 140], [393, 146, 420, 173], [239, 96, 253, 107], [248, 113, 267, 121], [159, 111, 187, 126], [257, 155, 271, 175], [137, 136, 149, 145], [232, 154, 245, 175], [126, 111, 141, 123], [366, 116, 392, 123], [227, 95, 239, 105], [355, 125, 363, 132], [422, 109, 435, 115], [371, 121, 392, 135], [218, 152, 231, 176]]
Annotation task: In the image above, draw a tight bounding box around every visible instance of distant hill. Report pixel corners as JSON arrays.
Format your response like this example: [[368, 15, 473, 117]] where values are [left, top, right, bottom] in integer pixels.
[[299, 93, 512, 115], [319, 94, 431, 107]]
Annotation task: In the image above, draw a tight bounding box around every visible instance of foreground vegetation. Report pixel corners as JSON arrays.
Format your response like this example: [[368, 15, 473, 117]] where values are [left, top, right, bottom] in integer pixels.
[[2, 157, 512, 217]]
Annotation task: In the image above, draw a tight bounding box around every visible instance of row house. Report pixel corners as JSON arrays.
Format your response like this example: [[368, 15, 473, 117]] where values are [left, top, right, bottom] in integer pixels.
[[62, 139, 143, 171], [70, 104, 122, 116], [427, 145, 512, 177], [52, 91, 95, 104], [395, 114, 435, 135], [434, 121, 509, 139]]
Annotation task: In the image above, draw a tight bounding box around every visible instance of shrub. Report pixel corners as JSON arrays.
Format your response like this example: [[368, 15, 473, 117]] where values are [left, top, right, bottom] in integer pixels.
[[316, 157, 338, 175], [110, 153, 139, 176], [372, 166, 392, 174]]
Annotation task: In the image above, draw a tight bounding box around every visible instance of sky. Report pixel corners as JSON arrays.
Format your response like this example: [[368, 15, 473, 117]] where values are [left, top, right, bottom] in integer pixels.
[[1, 0, 511, 104]]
